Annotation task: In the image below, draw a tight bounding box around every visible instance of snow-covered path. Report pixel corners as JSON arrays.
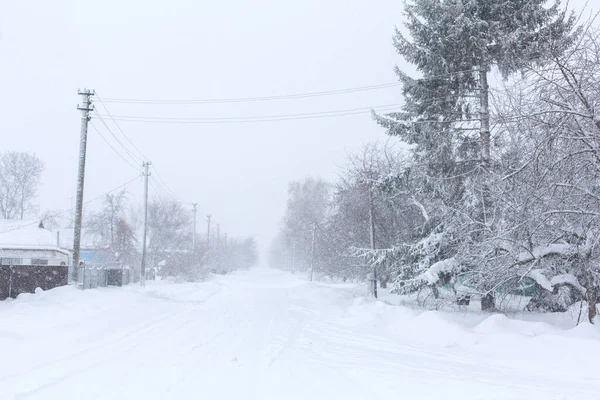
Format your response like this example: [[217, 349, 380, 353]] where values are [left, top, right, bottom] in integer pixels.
[[1, 268, 598, 399]]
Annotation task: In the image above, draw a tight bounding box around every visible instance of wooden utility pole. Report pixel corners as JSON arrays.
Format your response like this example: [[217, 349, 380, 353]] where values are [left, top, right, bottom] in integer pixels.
[[291, 241, 296, 274], [192, 203, 198, 251], [309, 223, 316, 282], [140, 161, 151, 287], [72, 89, 94, 284], [206, 215, 212, 248], [368, 189, 377, 298]]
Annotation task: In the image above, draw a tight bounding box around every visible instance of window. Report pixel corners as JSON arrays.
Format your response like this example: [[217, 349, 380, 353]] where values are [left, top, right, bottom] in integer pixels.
[[0, 258, 22, 266], [31, 259, 49, 266]]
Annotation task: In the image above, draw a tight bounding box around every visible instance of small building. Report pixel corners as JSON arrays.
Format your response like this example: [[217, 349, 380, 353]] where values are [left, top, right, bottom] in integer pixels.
[[56, 228, 117, 267], [56, 227, 133, 287], [0, 220, 70, 299]]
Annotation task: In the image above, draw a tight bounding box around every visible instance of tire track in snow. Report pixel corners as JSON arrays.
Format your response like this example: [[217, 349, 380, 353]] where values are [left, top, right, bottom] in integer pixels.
[[5, 287, 222, 399]]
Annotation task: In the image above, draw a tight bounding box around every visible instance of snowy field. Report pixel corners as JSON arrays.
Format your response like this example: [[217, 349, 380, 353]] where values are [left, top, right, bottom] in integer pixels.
[[0, 268, 598, 400]]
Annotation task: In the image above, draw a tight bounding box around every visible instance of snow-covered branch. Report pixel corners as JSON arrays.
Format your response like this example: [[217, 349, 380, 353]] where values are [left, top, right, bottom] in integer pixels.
[[527, 269, 587, 295]]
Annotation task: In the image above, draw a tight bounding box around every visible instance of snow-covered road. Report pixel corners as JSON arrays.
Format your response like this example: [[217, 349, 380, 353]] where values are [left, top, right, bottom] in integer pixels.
[[1, 268, 598, 399]]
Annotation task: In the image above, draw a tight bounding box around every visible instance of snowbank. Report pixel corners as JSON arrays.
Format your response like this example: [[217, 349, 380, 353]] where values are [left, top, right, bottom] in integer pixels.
[[0, 269, 598, 400]]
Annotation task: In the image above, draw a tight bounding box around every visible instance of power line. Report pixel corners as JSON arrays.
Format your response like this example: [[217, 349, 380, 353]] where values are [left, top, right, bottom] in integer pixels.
[[103, 103, 402, 120], [152, 172, 185, 203], [95, 93, 186, 204], [90, 122, 141, 171], [150, 175, 186, 204], [95, 104, 403, 125], [93, 112, 144, 164], [149, 177, 184, 205], [97, 70, 485, 105], [0, 175, 142, 235], [100, 82, 403, 104], [95, 93, 149, 161], [92, 100, 186, 208], [149, 176, 171, 198]]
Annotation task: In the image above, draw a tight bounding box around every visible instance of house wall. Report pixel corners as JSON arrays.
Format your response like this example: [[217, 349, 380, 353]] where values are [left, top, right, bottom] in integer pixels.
[[0, 248, 70, 267]]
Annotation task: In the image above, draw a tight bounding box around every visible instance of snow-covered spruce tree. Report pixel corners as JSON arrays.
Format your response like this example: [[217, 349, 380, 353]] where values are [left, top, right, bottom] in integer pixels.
[[375, 0, 576, 309]]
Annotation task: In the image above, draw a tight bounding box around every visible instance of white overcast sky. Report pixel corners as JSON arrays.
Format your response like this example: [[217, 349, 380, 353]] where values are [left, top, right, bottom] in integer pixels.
[[0, 0, 592, 256]]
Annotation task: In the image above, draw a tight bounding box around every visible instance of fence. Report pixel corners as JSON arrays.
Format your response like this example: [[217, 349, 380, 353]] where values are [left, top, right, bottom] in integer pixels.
[[0, 264, 134, 300], [0, 265, 69, 300], [77, 266, 133, 290]]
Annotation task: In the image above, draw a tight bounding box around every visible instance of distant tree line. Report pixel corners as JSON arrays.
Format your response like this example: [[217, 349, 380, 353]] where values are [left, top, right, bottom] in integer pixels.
[[0, 151, 44, 220], [85, 194, 258, 281], [0, 149, 258, 281]]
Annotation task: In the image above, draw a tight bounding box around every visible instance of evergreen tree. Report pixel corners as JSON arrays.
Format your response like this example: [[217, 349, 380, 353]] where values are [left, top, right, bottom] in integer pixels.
[[388, 0, 575, 165], [375, 0, 577, 309]]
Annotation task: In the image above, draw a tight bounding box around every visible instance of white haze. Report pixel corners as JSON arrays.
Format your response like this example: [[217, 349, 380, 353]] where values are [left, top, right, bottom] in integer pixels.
[[0, 0, 590, 255]]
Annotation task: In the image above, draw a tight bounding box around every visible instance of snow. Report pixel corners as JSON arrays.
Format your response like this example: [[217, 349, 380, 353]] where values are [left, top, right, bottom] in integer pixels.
[[418, 257, 457, 284], [411, 196, 429, 221], [527, 270, 587, 295], [55, 228, 101, 249], [517, 243, 575, 263], [0, 220, 57, 248], [1, 268, 599, 399], [551, 274, 587, 295], [527, 269, 554, 291]]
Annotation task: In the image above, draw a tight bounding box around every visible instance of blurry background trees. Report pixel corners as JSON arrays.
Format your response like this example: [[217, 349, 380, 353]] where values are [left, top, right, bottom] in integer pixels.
[[0, 151, 44, 220]]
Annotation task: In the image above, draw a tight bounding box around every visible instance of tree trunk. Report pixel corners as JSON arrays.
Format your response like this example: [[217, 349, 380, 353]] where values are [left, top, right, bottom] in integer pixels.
[[478, 67, 493, 228], [479, 67, 490, 167], [432, 285, 440, 299], [481, 292, 495, 311], [20, 194, 25, 220], [379, 274, 389, 289], [456, 295, 471, 306], [587, 286, 598, 324]]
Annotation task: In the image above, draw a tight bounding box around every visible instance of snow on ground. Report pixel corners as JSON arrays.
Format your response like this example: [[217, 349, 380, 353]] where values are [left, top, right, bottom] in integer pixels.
[[0, 268, 598, 400]]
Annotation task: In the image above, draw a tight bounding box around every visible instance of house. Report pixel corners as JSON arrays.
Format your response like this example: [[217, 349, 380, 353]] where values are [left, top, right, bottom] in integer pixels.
[[55, 227, 134, 287], [0, 220, 71, 299], [55, 228, 118, 268]]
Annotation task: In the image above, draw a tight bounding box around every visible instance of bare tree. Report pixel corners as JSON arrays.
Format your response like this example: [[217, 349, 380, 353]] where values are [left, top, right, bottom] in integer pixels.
[[281, 177, 331, 273], [504, 25, 600, 323], [86, 190, 128, 249], [454, 24, 600, 322], [84, 190, 140, 269], [0, 152, 44, 219], [147, 197, 193, 277]]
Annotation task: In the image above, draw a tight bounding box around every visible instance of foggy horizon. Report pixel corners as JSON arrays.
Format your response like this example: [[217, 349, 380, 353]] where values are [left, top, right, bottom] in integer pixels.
[[2, 0, 412, 254]]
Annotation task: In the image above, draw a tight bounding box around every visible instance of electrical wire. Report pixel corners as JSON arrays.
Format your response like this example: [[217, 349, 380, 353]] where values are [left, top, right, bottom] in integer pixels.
[[0, 175, 142, 235], [93, 112, 144, 165], [152, 172, 186, 204], [100, 82, 403, 104], [97, 69, 483, 105], [95, 93, 187, 203], [90, 122, 141, 171], [149, 176, 184, 204], [95, 93, 149, 161], [148, 177, 169, 199], [94, 104, 403, 124]]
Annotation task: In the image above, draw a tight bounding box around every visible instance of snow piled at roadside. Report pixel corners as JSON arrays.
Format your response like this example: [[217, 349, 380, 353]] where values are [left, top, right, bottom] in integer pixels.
[[0, 269, 599, 400]]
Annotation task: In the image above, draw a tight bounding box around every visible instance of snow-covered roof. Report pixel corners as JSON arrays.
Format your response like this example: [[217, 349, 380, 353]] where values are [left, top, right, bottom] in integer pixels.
[[55, 228, 102, 249], [0, 220, 60, 249]]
